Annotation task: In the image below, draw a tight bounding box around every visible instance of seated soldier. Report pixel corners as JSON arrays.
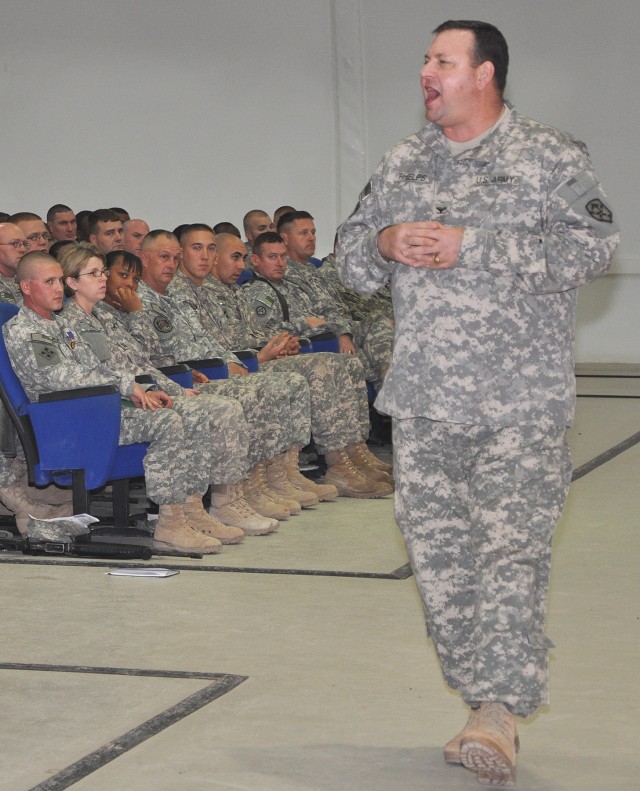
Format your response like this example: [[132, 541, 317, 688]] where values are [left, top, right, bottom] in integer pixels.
[[3, 251, 224, 555], [9, 213, 52, 254], [317, 235, 394, 323], [0, 222, 30, 304], [46, 205, 77, 244], [122, 219, 150, 256], [110, 230, 322, 517], [242, 209, 275, 257], [243, 227, 393, 388], [178, 227, 392, 498], [87, 209, 124, 255], [58, 242, 277, 540], [276, 212, 394, 389]]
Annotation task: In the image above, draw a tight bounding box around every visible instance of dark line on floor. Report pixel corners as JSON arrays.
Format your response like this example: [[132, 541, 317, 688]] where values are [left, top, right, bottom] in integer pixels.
[[575, 373, 640, 379], [571, 430, 640, 481], [577, 394, 639, 399], [0, 662, 237, 681], [0, 663, 247, 791], [0, 557, 406, 579]]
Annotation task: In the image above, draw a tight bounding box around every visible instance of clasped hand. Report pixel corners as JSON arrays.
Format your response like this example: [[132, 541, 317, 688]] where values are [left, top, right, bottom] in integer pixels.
[[377, 221, 463, 269]]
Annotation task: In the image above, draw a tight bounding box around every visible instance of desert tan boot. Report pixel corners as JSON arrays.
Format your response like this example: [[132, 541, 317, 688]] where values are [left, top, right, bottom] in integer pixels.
[[209, 483, 279, 535], [324, 449, 393, 498], [242, 465, 291, 521], [459, 702, 518, 786], [154, 504, 222, 554], [285, 447, 338, 501], [0, 485, 72, 537], [445, 706, 520, 766], [183, 494, 244, 544], [265, 453, 319, 508]]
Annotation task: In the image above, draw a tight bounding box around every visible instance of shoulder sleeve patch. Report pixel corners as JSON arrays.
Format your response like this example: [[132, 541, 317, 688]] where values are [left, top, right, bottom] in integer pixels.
[[30, 333, 62, 368]]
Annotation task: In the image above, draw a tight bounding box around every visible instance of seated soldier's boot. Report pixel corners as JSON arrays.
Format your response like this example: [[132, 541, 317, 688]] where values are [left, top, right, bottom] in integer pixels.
[[209, 483, 279, 536], [154, 504, 222, 554], [324, 449, 393, 498], [285, 446, 338, 502], [0, 485, 72, 536], [256, 460, 302, 515], [459, 702, 519, 787], [265, 453, 319, 508], [242, 466, 291, 521], [18, 474, 74, 508], [347, 442, 394, 479], [355, 440, 393, 474], [183, 494, 244, 544]]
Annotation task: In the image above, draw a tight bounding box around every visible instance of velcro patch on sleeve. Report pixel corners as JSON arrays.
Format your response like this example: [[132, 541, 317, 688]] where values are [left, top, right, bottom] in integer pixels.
[[30, 333, 62, 367]]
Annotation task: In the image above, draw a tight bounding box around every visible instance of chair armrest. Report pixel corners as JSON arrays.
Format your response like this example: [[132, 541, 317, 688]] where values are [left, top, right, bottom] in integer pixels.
[[38, 385, 118, 402], [181, 358, 229, 380]]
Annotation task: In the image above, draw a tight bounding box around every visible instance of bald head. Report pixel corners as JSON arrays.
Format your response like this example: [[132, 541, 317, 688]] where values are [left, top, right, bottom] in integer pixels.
[[16, 250, 59, 283], [122, 219, 150, 255], [215, 233, 249, 285], [243, 210, 275, 244]]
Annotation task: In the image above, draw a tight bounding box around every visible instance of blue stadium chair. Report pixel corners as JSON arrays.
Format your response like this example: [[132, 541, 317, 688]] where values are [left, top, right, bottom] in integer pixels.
[[158, 364, 193, 388], [0, 302, 148, 527], [181, 357, 229, 380], [309, 331, 340, 354], [235, 269, 253, 285]]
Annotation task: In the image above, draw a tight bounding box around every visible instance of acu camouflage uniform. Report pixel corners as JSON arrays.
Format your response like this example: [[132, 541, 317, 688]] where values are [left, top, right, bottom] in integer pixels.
[[135, 280, 310, 467], [183, 270, 371, 452], [336, 105, 619, 717], [317, 254, 394, 323], [60, 299, 251, 485], [3, 307, 211, 505], [0, 274, 22, 306], [243, 258, 394, 389]]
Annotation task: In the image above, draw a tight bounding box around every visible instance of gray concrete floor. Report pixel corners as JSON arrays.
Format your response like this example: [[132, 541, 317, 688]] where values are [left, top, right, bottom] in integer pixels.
[[1, 373, 638, 791]]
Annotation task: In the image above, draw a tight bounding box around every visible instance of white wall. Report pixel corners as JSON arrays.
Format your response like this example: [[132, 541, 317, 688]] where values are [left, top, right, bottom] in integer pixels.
[[1, 0, 636, 362]]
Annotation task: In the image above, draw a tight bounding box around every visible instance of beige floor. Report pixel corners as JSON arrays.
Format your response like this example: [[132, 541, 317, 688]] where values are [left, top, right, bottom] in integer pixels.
[[1, 376, 638, 791]]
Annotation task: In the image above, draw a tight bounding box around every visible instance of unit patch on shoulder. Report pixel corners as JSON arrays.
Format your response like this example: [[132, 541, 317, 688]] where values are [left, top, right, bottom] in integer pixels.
[[586, 198, 613, 223], [256, 305, 267, 316], [30, 333, 62, 368], [153, 315, 173, 334]]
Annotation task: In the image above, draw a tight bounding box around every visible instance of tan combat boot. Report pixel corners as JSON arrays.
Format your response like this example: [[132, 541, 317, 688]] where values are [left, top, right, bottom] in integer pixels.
[[183, 494, 244, 544], [324, 450, 393, 498], [256, 460, 302, 515], [345, 443, 394, 486], [349, 441, 393, 475], [265, 453, 319, 508], [209, 483, 279, 535], [458, 702, 519, 786], [154, 503, 222, 554], [285, 447, 338, 501], [0, 485, 72, 537], [445, 706, 520, 765], [242, 465, 291, 521]]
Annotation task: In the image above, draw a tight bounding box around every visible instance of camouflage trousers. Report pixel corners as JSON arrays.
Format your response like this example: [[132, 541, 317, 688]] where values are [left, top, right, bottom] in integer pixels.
[[393, 418, 572, 718], [262, 351, 369, 453], [353, 313, 394, 389], [119, 404, 210, 505], [171, 394, 249, 484], [0, 453, 20, 487], [200, 371, 310, 467]]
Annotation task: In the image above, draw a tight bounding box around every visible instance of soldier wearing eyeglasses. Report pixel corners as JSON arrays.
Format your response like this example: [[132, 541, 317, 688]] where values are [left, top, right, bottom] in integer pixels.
[[0, 222, 31, 304], [9, 213, 52, 253]]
